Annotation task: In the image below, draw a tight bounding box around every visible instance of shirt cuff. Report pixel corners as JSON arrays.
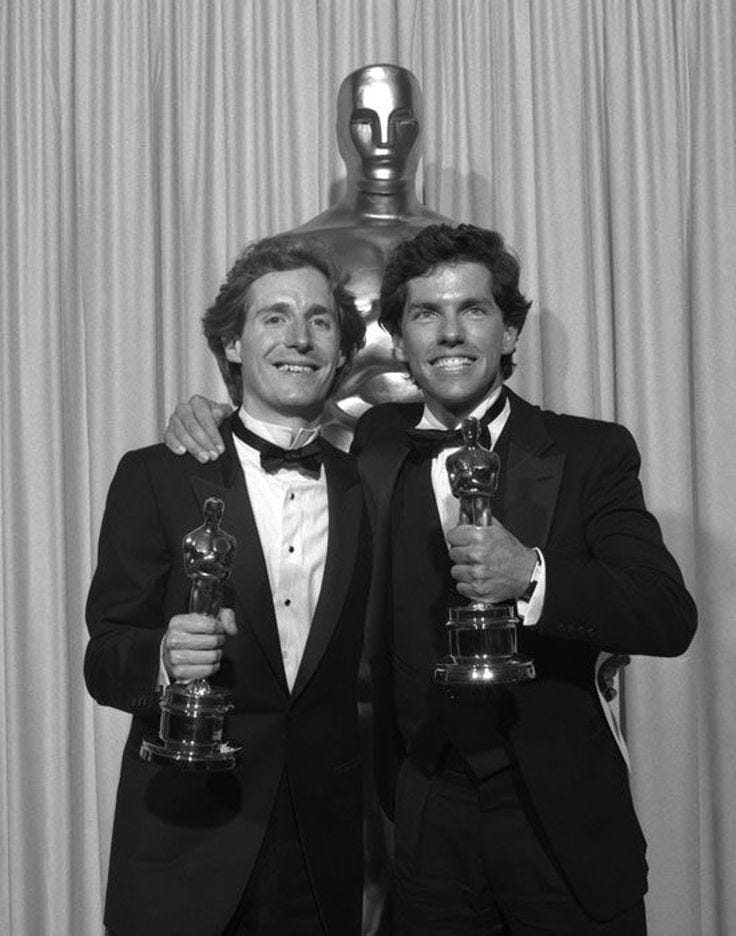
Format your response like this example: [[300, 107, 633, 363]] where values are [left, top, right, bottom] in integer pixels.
[[158, 637, 171, 688], [518, 548, 545, 627]]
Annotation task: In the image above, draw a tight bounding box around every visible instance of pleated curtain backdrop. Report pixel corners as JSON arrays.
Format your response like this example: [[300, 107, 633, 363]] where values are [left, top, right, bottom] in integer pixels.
[[1, 1, 734, 934]]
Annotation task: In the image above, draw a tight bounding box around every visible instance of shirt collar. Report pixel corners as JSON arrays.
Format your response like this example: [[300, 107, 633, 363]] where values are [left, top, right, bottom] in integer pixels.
[[417, 385, 505, 431], [238, 407, 321, 451]]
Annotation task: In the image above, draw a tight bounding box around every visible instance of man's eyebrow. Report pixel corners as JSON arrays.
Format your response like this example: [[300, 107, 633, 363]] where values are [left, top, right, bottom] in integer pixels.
[[459, 296, 494, 307], [254, 302, 335, 317], [254, 301, 291, 315], [405, 296, 493, 311]]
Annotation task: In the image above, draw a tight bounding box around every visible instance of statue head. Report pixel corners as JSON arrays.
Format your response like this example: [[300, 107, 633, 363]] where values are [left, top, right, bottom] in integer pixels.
[[336, 64, 423, 188]]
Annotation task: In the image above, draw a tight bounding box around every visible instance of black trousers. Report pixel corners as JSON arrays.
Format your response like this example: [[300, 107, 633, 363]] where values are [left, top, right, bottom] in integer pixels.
[[222, 774, 325, 936], [393, 758, 647, 936]]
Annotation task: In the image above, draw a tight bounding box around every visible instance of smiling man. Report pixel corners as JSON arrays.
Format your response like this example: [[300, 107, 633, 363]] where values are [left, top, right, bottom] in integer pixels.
[[352, 223, 697, 935], [84, 235, 369, 936]]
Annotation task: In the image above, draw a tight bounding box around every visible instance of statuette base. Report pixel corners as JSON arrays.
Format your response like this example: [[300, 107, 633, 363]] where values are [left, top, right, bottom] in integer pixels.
[[433, 600, 535, 687], [140, 737, 241, 771], [139, 678, 241, 772], [434, 655, 536, 685]]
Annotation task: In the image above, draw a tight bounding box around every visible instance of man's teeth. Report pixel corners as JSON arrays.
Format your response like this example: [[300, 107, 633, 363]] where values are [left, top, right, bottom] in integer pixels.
[[433, 357, 472, 369], [276, 364, 314, 373]]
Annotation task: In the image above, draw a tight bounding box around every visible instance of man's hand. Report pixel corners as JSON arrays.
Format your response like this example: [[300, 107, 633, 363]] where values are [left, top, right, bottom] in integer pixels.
[[164, 395, 233, 462], [163, 608, 237, 682], [447, 520, 537, 605]]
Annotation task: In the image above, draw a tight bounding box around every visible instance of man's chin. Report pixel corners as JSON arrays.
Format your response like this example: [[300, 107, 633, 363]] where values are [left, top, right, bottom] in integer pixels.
[[276, 394, 326, 423], [418, 377, 476, 403], [420, 386, 493, 420]]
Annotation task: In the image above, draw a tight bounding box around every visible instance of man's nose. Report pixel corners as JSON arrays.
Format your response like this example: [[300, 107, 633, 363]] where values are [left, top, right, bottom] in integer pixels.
[[438, 312, 463, 344], [286, 318, 312, 350]]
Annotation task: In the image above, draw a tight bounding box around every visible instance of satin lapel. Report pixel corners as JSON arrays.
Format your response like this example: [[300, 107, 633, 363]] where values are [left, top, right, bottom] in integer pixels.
[[191, 448, 287, 693], [503, 398, 565, 549], [291, 448, 363, 700]]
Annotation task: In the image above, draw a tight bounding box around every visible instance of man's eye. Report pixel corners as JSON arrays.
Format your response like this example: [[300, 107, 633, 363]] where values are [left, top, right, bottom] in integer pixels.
[[412, 308, 436, 320], [310, 317, 332, 329], [264, 314, 285, 325], [464, 306, 489, 317]]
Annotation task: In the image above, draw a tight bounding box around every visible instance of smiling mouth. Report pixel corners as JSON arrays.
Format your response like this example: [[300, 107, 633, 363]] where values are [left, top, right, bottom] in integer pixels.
[[431, 356, 475, 371], [274, 363, 318, 374]]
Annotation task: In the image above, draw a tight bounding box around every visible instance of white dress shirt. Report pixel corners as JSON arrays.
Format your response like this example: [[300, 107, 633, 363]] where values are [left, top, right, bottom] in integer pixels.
[[415, 386, 545, 625], [231, 409, 329, 691]]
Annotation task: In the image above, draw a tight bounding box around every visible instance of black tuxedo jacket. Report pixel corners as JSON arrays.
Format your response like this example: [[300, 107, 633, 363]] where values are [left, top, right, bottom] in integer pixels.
[[353, 388, 697, 923], [85, 417, 371, 936]]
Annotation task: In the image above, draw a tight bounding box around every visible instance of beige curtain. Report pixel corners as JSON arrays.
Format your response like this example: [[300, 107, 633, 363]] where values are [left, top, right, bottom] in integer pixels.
[[1, 1, 733, 933]]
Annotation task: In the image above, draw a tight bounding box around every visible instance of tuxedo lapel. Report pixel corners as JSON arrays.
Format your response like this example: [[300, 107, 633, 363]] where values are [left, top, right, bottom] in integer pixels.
[[291, 445, 363, 700], [190, 430, 288, 693], [503, 392, 564, 548]]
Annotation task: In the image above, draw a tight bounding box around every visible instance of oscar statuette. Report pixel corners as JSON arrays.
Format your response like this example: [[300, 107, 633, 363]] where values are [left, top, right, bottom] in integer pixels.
[[433, 418, 535, 686], [141, 497, 242, 770]]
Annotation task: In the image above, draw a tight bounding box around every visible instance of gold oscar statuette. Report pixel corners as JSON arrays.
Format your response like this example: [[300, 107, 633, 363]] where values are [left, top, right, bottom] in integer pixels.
[[141, 497, 242, 770], [434, 418, 535, 686]]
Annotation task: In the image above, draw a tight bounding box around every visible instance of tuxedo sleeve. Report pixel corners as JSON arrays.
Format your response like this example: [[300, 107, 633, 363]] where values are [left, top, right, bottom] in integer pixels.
[[84, 449, 173, 714], [538, 422, 697, 656]]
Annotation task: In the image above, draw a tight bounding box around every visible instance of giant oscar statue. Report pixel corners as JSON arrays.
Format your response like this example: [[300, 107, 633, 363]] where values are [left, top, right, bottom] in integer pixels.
[[283, 63, 453, 448]]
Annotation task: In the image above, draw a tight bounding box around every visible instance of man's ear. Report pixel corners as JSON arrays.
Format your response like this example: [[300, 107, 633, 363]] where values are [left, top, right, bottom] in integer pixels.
[[224, 338, 242, 364], [392, 332, 407, 363], [502, 326, 518, 355]]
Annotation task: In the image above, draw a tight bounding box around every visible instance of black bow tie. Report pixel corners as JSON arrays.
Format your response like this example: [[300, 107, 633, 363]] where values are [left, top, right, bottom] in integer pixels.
[[406, 389, 506, 460], [230, 419, 323, 478]]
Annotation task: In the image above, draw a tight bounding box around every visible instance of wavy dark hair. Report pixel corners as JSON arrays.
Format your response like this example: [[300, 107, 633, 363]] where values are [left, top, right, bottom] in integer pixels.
[[379, 224, 532, 380], [203, 235, 365, 406]]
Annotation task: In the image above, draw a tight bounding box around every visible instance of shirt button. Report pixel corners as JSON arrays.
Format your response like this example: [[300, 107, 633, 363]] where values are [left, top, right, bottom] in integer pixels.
[[288, 546, 294, 553], [290, 493, 295, 501], [285, 599, 291, 607]]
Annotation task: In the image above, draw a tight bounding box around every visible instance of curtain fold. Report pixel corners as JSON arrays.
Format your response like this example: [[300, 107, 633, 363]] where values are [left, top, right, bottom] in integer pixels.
[[1, 2, 733, 934]]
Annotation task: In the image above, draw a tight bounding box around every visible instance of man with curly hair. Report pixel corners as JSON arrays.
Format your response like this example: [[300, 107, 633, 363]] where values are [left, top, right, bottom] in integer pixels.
[[85, 235, 369, 936]]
